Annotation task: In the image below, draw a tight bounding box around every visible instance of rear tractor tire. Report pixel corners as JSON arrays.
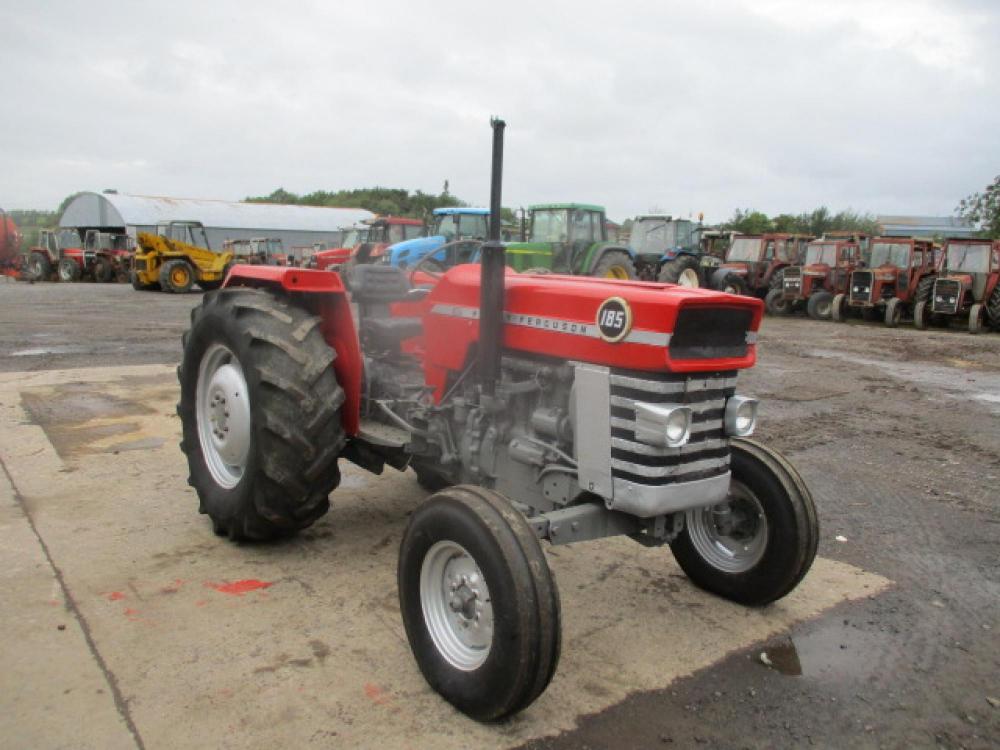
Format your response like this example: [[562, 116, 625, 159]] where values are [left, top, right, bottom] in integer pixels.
[[398, 485, 561, 721], [177, 288, 346, 541], [806, 291, 833, 320], [831, 293, 847, 322], [591, 250, 636, 280], [884, 297, 903, 328], [658, 255, 702, 288], [670, 438, 818, 606], [987, 286, 1000, 330], [93, 257, 114, 283], [26, 253, 52, 282], [764, 288, 790, 316], [160, 259, 195, 293], [58, 258, 81, 283], [714, 272, 748, 296]]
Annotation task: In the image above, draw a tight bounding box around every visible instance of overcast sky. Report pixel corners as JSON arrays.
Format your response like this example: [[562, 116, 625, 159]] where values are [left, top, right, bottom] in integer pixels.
[[1, 0, 997, 223]]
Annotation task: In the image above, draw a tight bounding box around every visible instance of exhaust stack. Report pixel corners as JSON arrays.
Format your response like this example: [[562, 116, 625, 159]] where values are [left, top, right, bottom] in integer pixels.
[[479, 117, 506, 397]]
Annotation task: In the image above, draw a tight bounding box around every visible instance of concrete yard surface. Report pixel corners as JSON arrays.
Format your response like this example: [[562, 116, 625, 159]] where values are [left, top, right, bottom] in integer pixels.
[[0, 364, 887, 749]]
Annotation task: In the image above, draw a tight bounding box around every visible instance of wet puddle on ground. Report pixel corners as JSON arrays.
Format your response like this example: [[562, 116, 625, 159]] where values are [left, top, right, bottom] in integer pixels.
[[20, 380, 171, 460], [758, 623, 893, 681]]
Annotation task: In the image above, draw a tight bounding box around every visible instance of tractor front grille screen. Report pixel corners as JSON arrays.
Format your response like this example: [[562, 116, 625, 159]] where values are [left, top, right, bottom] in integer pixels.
[[932, 279, 961, 314], [851, 271, 873, 303], [608, 368, 734, 487], [669, 307, 753, 360]]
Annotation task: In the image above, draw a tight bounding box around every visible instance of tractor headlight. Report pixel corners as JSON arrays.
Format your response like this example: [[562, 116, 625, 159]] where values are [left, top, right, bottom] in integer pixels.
[[635, 403, 692, 448], [724, 396, 758, 437]]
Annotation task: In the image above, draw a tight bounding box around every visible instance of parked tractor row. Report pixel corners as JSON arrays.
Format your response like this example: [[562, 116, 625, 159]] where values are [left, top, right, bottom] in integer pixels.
[[21, 228, 134, 283]]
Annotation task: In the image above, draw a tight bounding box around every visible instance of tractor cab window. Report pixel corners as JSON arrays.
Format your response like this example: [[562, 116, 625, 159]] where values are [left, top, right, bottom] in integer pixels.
[[945, 243, 991, 273], [804, 243, 837, 266], [764, 241, 776, 261], [727, 237, 762, 261], [911, 249, 924, 268], [457, 213, 488, 239], [571, 210, 599, 243], [530, 209, 570, 243], [58, 229, 80, 249], [431, 214, 458, 239], [870, 242, 911, 269]]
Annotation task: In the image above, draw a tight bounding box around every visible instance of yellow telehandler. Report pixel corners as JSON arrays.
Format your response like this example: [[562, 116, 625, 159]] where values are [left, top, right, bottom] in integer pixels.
[[131, 221, 233, 293]]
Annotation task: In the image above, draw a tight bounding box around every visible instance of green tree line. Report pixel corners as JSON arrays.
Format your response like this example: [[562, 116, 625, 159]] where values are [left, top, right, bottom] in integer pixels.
[[721, 207, 880, 236], [245, 186, 466, 219]]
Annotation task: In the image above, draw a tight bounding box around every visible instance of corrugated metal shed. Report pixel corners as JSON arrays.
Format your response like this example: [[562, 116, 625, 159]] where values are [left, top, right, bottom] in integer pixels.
[[59, 192, 375, 253], [877, 215, 977, 238]]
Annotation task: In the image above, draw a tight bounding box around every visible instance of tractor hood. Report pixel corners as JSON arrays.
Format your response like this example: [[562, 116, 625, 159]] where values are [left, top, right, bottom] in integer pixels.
[[423, 264, 762, 375], [872, 264, 901, 281], [802, 264, 831, 276], [941, 273, 974, 288], [388, 236, 443, 265], [719, 262, 750, 275]]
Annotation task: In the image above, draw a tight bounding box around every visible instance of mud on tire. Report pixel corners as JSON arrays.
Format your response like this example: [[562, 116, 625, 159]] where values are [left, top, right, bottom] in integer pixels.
[[177, 288, 346, 541]]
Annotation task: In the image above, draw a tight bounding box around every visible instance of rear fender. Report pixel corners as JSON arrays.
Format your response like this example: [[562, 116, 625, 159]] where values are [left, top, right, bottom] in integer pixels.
[[224, 265, 362, 436]]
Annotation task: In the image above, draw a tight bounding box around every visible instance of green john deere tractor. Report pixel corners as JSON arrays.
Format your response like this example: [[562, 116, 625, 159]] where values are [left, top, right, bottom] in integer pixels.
[[507, 203, 636, 278]]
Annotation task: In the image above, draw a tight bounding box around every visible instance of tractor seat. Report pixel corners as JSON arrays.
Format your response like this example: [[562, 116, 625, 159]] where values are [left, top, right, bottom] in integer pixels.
[[350, 265, 425, 349]]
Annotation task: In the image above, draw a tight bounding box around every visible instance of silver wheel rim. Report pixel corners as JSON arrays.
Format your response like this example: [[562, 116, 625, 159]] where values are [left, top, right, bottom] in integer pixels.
[[59, 263, 73, 281], [685, 480, 768, 573], [678, 268, 700, 288], [724, 284, 739, 294], [196, 343, 252, 489], [419, 540, 493, 671]]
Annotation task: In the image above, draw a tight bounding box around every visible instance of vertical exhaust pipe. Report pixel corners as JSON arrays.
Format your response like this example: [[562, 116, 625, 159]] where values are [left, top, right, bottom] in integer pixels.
[[479, 117, 506, 397]]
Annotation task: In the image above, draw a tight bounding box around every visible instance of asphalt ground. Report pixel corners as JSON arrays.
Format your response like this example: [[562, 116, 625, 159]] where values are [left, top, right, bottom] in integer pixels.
[[0, 278, 997, 749]]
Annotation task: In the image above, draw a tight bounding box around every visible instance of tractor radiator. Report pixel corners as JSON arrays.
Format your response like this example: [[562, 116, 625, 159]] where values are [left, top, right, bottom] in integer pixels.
[[608, 368, 734, 487], [850, 271, 873, 303], [669, 307, 753, 360], [931, 278, 961, 314]]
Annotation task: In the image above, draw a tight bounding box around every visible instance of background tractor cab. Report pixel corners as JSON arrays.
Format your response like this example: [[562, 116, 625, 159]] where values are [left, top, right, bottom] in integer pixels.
[[772, 236, 865, 319], [224, 237, 288, 266], [837, 237, 937, 327], [712, 233, 812, 297], [311, 225, 370, 270], [385, 207, 489, 269], [628, 214, 720, 287], [355, 216, 424, 265], [920, 238, 1000, 334], [505, 203, 636, 278]]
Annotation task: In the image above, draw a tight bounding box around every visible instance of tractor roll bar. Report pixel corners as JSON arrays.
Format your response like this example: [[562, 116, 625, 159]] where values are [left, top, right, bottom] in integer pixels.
[[479, 117, 506, 397]]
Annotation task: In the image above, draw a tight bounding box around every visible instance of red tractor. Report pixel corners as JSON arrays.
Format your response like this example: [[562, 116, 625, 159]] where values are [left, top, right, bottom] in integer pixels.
[[83, 230, 134, 282], [310, 225, 369, 271], [23, 228, 85, 282], [0, 208, 21, 278], [176, 120, 818, 721], [767, 236, 865, 319], [834, 237, 938, 326], [916, 238, 1000, 334], [711, 233, 812, 299]]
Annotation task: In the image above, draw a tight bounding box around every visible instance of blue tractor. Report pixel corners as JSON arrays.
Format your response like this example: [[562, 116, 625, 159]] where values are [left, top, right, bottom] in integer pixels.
[[385, 207, 489, 269], [629, 214, 720, 287]]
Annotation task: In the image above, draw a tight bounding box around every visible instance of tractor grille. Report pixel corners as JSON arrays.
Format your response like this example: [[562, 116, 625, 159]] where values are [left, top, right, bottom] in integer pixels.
[[932, 278, 961, 314], [850, 270, 873, 303], [608, 368, 734, 487], [669, 307, 753, 360], [783, 266, 802, 294]]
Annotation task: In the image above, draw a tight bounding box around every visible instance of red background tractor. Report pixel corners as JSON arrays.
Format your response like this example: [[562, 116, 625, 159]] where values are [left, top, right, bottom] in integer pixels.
[[835, 237, 938, 326], [711, 233, 812, 299], [917, 238, 1000, 333], [768, 236, 865, 319]]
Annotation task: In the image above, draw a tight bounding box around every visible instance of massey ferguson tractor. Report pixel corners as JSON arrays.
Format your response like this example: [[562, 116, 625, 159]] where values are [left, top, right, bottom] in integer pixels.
[[768, 237, 864, 319], [711, 233, 812, 299], [915, 238, 1000, 334], [177, 120, 818, 721], [24, 228, 85, 282], [83, 230, 134, 282], [834, 237, 937, 326]]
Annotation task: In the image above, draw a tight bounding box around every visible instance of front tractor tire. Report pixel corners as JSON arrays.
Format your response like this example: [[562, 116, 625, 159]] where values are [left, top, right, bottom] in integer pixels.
[[714, 272, 748, 296], [884, 297, 903, 328], [93, 257, 114, 283], [806, 291, 833, 320], [58, 258, 81, 283], [670, 438, 819, 606], [658, 255, 702, 288], [398, 485, 561, 721], [764, 288, 790, 316], [160, 259, 195, 293], [178, 288, 346, 541], [591, 250, 636, 280], [831, 293, 847, 322]]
